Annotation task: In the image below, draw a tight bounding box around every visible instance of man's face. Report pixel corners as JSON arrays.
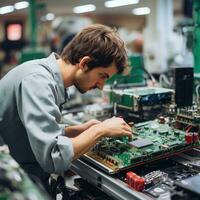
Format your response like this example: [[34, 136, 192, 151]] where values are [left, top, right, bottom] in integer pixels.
[[74, 64, 118, 93]]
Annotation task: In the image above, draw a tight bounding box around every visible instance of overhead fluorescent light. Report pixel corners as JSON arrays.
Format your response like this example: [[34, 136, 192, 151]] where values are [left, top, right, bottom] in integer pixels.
[[73, 4, 96, 14], [0, 5, 14, 14], [132, 7, 151, 15], [46, 13, 55, 21], [105, 0, 139, 8], [14, 1, 29, 10]]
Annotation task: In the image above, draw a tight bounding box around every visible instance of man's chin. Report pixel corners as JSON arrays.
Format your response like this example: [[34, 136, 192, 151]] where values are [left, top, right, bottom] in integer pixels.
[[75, 86, 87, 94], [79, 90, 86, 94], [75, 85, 96, 93]]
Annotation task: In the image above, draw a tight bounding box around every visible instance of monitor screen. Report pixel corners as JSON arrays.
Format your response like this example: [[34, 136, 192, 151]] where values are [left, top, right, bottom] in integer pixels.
[[6, 23, 22, 41]]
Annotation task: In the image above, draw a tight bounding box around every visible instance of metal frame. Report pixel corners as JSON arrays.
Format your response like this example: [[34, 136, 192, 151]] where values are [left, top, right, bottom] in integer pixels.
[[71, 159, 152, 200]]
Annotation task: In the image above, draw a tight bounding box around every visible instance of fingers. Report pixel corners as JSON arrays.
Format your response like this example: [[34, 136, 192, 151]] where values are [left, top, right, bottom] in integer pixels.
[[123, 125, 132, 132], [102, 117, 133, 139], [121, 120, 132, 130], [123, 125, 133, 136], [121, 131, 133, 140], [113, 117, 132, 132], [121, 120, 133, 140]]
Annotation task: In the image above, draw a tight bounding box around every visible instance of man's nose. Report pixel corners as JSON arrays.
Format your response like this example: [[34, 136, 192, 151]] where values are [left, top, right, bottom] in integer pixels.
[[97, 80, 105, 90]]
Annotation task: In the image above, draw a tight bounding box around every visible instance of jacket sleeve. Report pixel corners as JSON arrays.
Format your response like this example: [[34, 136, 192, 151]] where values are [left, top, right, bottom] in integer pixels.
[[15, 73, 74, 173]]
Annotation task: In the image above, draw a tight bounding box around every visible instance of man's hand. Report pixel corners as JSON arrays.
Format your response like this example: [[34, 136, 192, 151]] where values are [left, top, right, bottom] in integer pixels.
[[70, 117, 133, 160], [94, 117, 133, 139]]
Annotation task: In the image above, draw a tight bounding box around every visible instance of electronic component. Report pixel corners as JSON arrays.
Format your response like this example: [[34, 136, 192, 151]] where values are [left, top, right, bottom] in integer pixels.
[[144, 170, 168, 187], [163, 165, 197, 181], [71, 149, 200, 200], [175, 106, 200, 126], [126, 172, 145, 191], [129, 139, 153, 148], [145, 183, 171, 198], [171, 175, 200, 200], [126, 170, 168, 192], [188, 160, 200, 171], [111, 87, 174, 111], [133, 161, 198, 198], [82, 119, 200, 174]]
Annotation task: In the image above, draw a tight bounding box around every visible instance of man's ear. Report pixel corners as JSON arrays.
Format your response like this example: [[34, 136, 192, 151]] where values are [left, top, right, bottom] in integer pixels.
[[79, 56, 91, 71]]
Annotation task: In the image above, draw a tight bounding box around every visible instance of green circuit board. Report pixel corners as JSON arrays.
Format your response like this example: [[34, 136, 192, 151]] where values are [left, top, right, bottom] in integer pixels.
[[84, 119, 200, 174], [0, 149, 49, 200]]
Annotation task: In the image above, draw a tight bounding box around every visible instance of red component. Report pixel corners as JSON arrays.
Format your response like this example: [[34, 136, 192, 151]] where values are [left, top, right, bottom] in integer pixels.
[[193, 132, 199, 143], [185, 132, 193, 144], [133, 176, 140, 190], [135, 177, 145, 191], [126, 172, 137, 188], [126, 172, 145, 191]]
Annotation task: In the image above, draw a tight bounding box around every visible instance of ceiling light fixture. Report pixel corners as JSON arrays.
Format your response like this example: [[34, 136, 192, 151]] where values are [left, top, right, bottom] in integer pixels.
[[132, 7, 151, 15], [0, 5, 14, 14], [14, 1, 29, 10], [73, 4, 96, 14], [104, 0, 139, 8]]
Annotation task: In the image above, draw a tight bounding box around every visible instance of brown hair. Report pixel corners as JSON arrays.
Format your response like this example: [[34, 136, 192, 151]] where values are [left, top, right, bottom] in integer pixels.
[[60, 24, 128, 74]]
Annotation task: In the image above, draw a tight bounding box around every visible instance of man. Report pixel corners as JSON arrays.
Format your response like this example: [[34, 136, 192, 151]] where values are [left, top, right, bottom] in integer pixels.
[[0, 24, 132, 193]]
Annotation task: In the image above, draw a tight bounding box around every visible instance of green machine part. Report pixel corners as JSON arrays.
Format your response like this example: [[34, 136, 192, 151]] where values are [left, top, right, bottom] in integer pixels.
[[193, 0, 200, 73], [19, 0, 46, 63], [20, 48, 47, 63], [29, 0, 36, 48], [193, 0, 200, 99], [106, 54, 144, 85]]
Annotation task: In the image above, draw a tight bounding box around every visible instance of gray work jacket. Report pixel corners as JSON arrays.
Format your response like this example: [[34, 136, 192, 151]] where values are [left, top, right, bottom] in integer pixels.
[[0, 53, 74, 175]]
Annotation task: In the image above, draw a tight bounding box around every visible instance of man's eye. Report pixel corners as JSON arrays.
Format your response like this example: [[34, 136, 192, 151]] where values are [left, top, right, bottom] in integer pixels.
[[99, 74, 106, 79], [99, 73, 109, 80]]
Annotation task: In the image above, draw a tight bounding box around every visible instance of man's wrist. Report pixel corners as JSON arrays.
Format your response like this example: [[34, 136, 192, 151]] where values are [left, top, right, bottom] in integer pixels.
[[65, 125, 80, 136], [90, 123, 106, 139]]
